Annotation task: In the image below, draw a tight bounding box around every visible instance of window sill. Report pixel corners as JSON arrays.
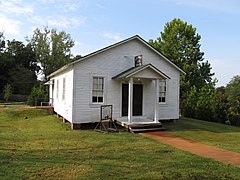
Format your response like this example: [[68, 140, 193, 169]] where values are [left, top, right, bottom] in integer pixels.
[[159, 103, 168, 107]]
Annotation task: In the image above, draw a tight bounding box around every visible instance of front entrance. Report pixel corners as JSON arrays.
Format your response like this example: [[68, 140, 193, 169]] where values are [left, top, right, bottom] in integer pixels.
[[122, 84, 143, 116]]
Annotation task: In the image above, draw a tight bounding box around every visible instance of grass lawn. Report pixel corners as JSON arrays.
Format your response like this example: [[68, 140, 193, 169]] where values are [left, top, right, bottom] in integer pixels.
[[165, 117, 240, 153], [0, 101, 27, 108], [1, 108, 240, 179]]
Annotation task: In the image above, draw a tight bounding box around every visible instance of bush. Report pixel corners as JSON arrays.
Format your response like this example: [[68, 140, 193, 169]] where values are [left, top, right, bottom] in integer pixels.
[[228, 114, 240, 127], [27, 83, 48, 106], [3, 84, 12, 102]]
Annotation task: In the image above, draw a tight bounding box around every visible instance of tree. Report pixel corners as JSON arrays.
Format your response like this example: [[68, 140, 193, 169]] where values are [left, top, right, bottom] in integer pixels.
[[214, 86, 228, 123], [3, 84, 12, 102], [149, 18, 215, 118], [27, 82, 48, 106], [182, 83, 216, 121], [6, 40, 39, 72], [0, 32, 7, 92], [0, 40, 38, 95], [27, 27, 75, 79], [8, 66, 37, 95], [149, 18, 215, 95], [225, 75, 240, 126], [0, 32, 5, 52]]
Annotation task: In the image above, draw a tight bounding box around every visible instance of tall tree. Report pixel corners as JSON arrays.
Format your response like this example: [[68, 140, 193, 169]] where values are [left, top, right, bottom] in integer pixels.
[[0, 32, 7, 91], [0, 39, 38, 95], [214, 86, 228, 123], [149, 18, 215, 94], [0, 32, 5, 52], [27, 27, 75, 79], [149, 18, 216, 119], [225, 76, 240, 118]]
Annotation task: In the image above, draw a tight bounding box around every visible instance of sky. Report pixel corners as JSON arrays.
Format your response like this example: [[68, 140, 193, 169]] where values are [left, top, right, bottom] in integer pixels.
[[0, 0, 240, 87]]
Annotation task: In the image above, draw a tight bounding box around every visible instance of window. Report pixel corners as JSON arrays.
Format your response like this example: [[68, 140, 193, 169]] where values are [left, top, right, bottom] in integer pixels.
[[159, 80, 166, 103], [62, 78, 66, 101], [56, 80, 59, 99], [92, 77, 104, 103]]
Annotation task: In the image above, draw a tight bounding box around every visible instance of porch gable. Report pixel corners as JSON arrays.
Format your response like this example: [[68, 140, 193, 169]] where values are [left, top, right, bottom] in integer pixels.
[[112, 64, 170, 80]]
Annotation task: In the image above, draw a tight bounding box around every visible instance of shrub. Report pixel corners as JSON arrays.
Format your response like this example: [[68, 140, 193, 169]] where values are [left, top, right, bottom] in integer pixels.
[[3, 84, 12, 102], [27, 83, 48, 106]]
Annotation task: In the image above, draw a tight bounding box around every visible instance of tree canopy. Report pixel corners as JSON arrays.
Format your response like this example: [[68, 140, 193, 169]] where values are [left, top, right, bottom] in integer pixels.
[[149, 18, 215, 94], [0, 37, 38, 95], [27, 27, 75, 79], [149, 18, 216, 119], [225, 76, 240, 119]]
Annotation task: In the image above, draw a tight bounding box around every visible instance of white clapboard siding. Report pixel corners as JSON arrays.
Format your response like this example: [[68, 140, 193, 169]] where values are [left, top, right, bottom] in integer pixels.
[[52, 68, 74, 123], [71, 38, 180, 123], [48, 36, 182, 125]]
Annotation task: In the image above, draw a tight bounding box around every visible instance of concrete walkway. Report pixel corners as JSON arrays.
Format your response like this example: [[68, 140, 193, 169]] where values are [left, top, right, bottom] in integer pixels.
[[140, 131, 240, 168]]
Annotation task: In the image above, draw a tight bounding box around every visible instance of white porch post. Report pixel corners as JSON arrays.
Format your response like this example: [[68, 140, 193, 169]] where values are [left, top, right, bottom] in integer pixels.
[[49, 81, 53, 106], [128, 77, 133, 124], [154, 79, 159, 123]]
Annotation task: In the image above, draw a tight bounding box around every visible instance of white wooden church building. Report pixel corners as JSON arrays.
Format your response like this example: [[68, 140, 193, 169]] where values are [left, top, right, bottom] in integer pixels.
[[47, 35, 184, 129]]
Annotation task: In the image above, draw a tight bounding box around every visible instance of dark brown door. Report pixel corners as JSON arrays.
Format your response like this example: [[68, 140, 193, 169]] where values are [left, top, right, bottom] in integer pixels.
[[122, 84, 128, 116], [133, 84, 143, 116], [122, 84, 143, 116]]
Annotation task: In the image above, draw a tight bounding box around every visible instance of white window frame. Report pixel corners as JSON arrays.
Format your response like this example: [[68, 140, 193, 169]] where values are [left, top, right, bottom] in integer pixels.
[[92, 76, 104, 104], [159, 79, 167, 104]]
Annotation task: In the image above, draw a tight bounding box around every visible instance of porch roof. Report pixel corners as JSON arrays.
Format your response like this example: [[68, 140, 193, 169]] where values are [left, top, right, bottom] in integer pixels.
[[112, 63, 170, 80]]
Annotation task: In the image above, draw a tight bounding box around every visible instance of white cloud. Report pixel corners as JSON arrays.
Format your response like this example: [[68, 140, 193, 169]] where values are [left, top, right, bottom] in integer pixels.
[[0, 0, 33, 15], [168, 0, 240, 14], [0, 15, 21, 35], [101, 32, 122, 42], [28, 16, 86, 28], [58, 2, 81, 12], [37, 0, 81, 12]]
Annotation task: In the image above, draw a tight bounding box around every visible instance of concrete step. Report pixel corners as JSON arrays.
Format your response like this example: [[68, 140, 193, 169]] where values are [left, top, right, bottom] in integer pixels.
[[129, 123, 163, 129], [130, 127, 166, 133]]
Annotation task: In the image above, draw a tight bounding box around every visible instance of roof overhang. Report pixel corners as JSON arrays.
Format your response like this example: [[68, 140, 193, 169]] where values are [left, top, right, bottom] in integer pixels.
[[44, 80, 54, 85], [112, 64, 170, 80]]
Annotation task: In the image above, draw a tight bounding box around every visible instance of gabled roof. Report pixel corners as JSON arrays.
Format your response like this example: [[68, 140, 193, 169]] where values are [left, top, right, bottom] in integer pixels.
[[48, 35, 185, 78], [112, 64, 170, 80]]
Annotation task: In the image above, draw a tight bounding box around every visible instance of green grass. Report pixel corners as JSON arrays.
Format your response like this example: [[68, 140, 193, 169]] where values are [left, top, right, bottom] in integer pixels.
[[0, 101, 27, 108], [1, 108, 240, 179], [165, 117, 240, 153]]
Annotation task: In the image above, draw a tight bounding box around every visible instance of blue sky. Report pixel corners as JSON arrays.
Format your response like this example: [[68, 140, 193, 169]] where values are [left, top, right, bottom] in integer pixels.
[[0, 0, 240, 86]]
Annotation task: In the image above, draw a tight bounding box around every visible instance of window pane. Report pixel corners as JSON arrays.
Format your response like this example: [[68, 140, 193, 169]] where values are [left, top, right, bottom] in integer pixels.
[[92, 96, 97, 102], [98, 97, 103, 102], [92, 90, 97, 96], [160, 92, 165, 97], [99, 83, 103, 90], [97, 91, 103, 96], [93, 84, 98, 90], [93, 77, 98, 84], [159, 86, 164, 92], [99, 77, 103, 84]]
